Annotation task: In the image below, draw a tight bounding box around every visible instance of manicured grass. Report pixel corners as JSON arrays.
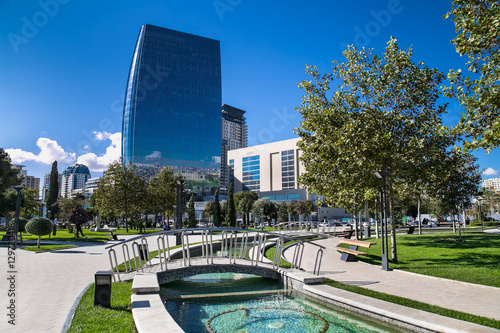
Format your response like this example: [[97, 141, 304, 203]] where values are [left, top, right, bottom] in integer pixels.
[[67, 282, 136, 333], [348, 231, 500, 288], [1, 230, 110, 243], [22, 244, 78, 252], [264, 240, 294, 268], [324, 279, 500, 329]]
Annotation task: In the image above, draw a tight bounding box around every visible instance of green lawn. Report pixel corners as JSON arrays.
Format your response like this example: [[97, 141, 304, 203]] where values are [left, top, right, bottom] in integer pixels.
[[0, 227, 164, 247], [349, 231, 500, 288], [67, 282, 136, 333], [68, 230, 500, 332]]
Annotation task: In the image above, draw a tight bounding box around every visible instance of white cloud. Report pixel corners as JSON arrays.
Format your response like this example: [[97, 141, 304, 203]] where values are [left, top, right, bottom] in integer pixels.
[[76, 132, 121, 172], [6, 138, 75, 164], [482, 167, 499, 177]]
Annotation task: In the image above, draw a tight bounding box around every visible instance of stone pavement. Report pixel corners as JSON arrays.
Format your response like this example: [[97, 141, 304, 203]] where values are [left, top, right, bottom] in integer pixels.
[[1, 229, 499, 332], [290, 230, 500, 322], [0, 234, 145, 333]]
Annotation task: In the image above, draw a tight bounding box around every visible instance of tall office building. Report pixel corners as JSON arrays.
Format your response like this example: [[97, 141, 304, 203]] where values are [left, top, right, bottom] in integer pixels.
[[122, 24, 222, 195], [221, 104, 247, 194], [60, 164, 91, 198]]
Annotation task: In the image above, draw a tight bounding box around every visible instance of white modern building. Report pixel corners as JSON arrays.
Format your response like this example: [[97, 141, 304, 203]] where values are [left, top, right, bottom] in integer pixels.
[[227, 137, 352, 221], [482, 177, 500, 193]]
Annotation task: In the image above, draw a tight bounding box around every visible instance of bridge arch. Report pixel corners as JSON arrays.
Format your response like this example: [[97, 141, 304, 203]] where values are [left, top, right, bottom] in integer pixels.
[[157, 263, 281, 284]]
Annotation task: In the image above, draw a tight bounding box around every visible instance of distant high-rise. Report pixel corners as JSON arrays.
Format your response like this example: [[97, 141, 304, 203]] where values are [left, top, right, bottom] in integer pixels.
[[121, 24, 222, 193], [60, 164, 91, 198], [221, 104, 247, 194], [13, 164, 40, 198]]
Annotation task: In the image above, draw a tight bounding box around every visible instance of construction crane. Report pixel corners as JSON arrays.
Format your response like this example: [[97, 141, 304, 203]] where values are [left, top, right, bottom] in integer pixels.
[[489, 184, 500, 197], [488, 185, 500, 216]]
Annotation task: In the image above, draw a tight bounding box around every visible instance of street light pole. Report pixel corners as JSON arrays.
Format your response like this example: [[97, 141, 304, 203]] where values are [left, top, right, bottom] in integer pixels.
[[175, 180, 185, 245], [374, 171, 390, 271], [477, 197, 483, 232], [13, 186, 24, 250]]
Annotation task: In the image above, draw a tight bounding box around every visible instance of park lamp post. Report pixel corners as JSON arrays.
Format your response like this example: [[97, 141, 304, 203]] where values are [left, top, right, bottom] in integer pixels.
[[13, 186, 24, 250], [175, 179, 185, 245], [477, 196, 483, 232], [374, 171, 390, 271]]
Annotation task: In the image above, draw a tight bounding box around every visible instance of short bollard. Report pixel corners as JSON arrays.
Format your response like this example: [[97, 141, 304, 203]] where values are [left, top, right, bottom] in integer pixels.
[[94, 271, 112, 307]]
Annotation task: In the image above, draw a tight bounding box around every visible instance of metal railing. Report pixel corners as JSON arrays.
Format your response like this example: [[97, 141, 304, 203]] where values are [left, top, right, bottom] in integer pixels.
[[105, 227, 326, 281]]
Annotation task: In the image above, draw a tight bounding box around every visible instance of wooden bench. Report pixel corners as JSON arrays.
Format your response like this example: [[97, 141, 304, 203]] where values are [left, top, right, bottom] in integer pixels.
[[339, 229, 354, 239], [335, 238, 376, 262]]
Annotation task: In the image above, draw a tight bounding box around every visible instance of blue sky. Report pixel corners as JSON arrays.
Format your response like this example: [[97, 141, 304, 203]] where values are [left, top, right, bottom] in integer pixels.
[[1, 0, 498, 182]]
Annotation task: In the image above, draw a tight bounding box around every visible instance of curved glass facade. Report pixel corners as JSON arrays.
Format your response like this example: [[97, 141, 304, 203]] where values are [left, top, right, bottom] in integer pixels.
[[122, 24, 222, 188]]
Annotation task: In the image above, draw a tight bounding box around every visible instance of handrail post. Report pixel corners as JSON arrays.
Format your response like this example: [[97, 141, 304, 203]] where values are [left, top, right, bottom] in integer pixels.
[[229, 231, 238, 264], [313, 248, 324, 276], [273, 237, 284, 269], [239, 232, 248, 259], [157, 235, 167, 271], [108, 249, 120, 282], [181, 231, 191, 266], [140, 238, 151, 266], [122, 244, 132, 272], [131, 241, 144, 273], [208, 231, 213, 264]]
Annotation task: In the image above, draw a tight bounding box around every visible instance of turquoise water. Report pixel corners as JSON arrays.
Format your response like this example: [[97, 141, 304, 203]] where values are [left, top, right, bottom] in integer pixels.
[[161, 273, 403, 333]]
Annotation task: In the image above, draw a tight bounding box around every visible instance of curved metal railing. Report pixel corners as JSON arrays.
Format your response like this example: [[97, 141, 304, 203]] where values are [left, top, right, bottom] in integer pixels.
[[105, 227, 326, 281]]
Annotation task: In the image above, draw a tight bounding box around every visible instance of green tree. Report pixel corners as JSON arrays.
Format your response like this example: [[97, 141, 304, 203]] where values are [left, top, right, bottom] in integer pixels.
[[148, 166, 176, 225], [203, 200, 214, 223], [0, 189, 18, 218], [20, 188, 41, 218], [46, 161, 59, 221], [187, 195, 196, 228], [7, 217, 28, 243], [0, 149, 22, 193], [226, 184, 236, 227], [277, 201, 289, 223], [296, 38, 450, 262], [433, 148, 481, 230], [25, 217, 53, 248], [297, 200, 314, 221], [213, 188, 221, 227], [444, 0, 500, 151], [68, 206, 88, 237], [251, 198, 277, 226], [287, 201, 299, 222], [235, 191, 258, 226], [95, 161, 145, 232]]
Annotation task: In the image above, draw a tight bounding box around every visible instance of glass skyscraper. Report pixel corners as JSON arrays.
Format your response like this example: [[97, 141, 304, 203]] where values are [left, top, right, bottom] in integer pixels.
[[122, 24, 222, 191]]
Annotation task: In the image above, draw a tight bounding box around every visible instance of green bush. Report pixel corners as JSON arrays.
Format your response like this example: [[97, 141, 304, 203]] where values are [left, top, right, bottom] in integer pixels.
[[470, 221, 500, 227], [7, 217, 28, 233], [25, 217, 53, 248]]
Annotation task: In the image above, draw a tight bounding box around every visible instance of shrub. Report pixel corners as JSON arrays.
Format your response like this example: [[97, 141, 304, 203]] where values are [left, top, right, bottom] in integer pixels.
[[25, 217, 53, 248], [8, 217, 28, 233]]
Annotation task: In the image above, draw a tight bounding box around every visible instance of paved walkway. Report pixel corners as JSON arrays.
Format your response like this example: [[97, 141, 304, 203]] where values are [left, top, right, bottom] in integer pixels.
[[1, 229, 499, 332], [289, 229, 500, 322]]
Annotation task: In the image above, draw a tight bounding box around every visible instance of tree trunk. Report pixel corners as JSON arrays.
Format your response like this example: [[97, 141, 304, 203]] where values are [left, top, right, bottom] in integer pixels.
[[375, 197, 380, 239], [417, 194, 422, 235], [37, 236, 41, 249], [389, 182, 398, 263]]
